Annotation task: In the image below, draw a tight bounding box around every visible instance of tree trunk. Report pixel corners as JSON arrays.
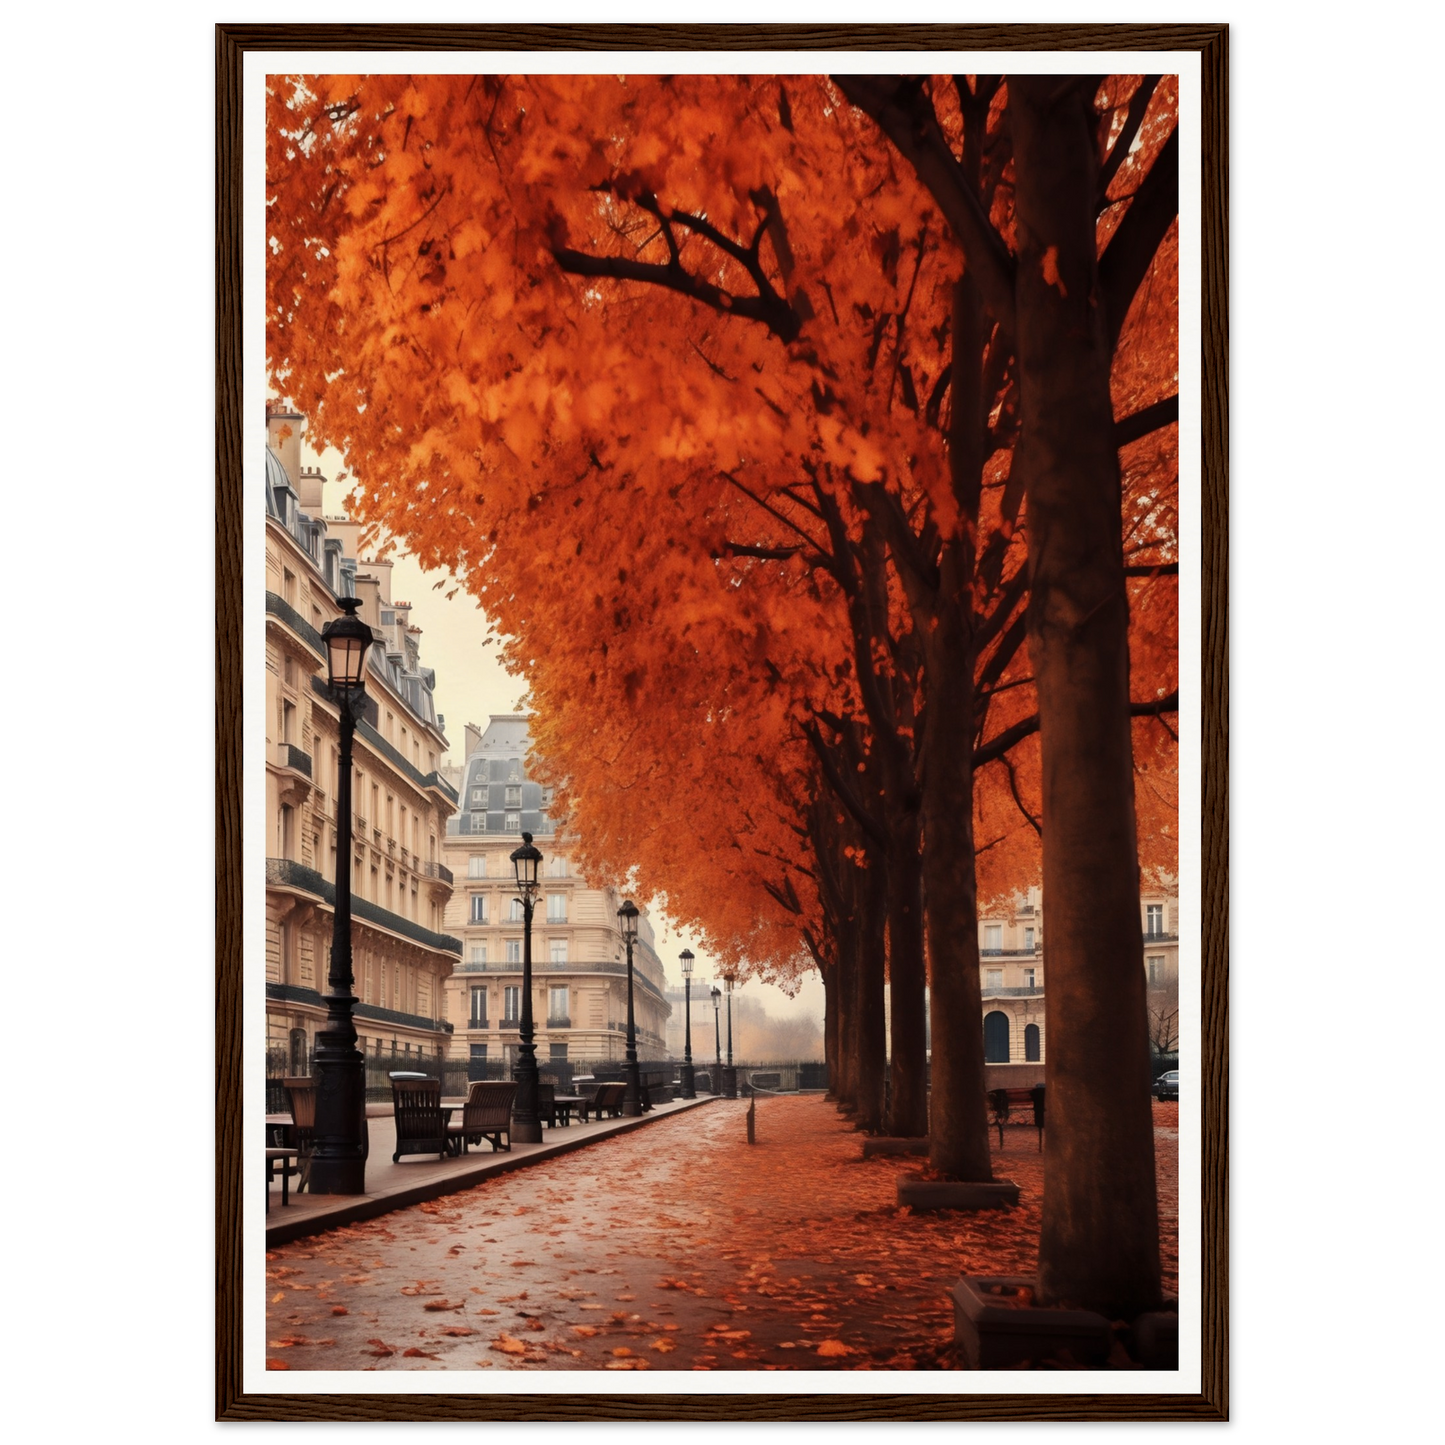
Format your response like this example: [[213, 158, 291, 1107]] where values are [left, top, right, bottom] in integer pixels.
[[854, 854, 889, 1134], [1010, 75, 1161, 1318], [920, 552, 994, 1180], [885, 818, 929, 1138], [819, 957, 838, 1098]]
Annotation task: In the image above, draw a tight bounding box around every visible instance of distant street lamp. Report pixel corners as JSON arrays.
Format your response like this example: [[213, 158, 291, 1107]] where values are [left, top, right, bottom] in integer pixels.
[[723, 972, 737, 1099], [308, 595, 373, 1195], [679, 950, 696, 1099], [710, 986, 722, 1089], [618, 900, 643, 1117], [510, 831, 544, 1143]]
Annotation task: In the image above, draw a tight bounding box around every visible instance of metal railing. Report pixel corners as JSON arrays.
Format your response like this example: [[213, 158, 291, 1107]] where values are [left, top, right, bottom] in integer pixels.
[[264, 858, 463, 955], [546, 1016, 571, 1029], [275, 742, 313, 776], [423, 860, 454, 885], [265, 591, 325, 656]]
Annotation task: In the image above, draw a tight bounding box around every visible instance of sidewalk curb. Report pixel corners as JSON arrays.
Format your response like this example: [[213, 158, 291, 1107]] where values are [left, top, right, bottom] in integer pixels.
[[265, 1095, 725, 1247]]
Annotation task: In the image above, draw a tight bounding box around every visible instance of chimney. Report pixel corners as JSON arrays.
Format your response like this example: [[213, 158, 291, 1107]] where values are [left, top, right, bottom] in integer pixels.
[[365, 557, 394, 606], [297, 464, 327, 514], [464, 722, 483, 759], [352, 573, 383, 632], [265, 404, 305, 488]]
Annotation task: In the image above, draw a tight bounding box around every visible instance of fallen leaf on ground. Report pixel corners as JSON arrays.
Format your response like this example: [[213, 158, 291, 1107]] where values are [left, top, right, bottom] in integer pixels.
[[492, 1336, 529, 1356], [265, 1359, 289, 1370], [816, 1340, 853, 1357]]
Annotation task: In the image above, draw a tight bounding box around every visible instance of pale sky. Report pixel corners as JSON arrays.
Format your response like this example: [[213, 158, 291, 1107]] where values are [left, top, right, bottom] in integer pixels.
[[309, 441, 825, 1024]]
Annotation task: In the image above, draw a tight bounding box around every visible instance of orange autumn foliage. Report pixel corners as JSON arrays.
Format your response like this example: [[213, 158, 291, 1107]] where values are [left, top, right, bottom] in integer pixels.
[[266, 74, 1178, 980]]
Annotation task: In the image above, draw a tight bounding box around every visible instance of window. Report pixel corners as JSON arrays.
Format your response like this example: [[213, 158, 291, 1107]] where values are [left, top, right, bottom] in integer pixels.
[[468, 855, 486, 879], [504, 813, 521, 833], [508, 760, 521, 781], [1022, 967, 1036, 989], [469, 987, 487, 1027], [985, 968, 1003, 990], [548, 856, 568, 878], [546, 895, 567, 924], [281, 699, 296, 744], [1147, 956, 1165, 985], [1024, 927, 1035, 951], [1024, 1023, 1041, 1062], [984, 1010, 1011, 1063], [471, 813, 487, 832], [505, 785, 522, 808], [503, 986, 521, 1021], [1146, 904, 1164, 936], [548, 986, 569, 1022], [470, 945, 487, 965], [468, 1043, 488, 1081], [549, 939, 568, 964], [984, 925, 1002, 952], [541, 786, 555, 807], [283, 567, 296, 605], [471, 788, 486, 805], [470, 894, 488, 924], [506, 939, 523, 964], [508, 898, 525, 923], [549, 1043, 569, 1062]]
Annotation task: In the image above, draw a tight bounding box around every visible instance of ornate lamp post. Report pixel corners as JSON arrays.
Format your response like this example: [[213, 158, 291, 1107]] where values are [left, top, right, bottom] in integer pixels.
[[509, 831, 544, 1143], [308, 596, 373, 1195], [678, 950, 696, 1099], [618, 900, 643, 1116], [710, 985, 723, 1091], [722, 973, 738, 1098]]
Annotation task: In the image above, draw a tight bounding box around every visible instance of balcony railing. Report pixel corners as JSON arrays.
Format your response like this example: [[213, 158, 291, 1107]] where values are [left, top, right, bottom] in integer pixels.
[[980, 947, 1041, 957], [265, 982, 452, 1034], [423, 860, 454, 885], [274, 742, 313, 777], [1144, 931, 1179, 943], [546, 1016, 571, 1029], [980, 984, 1044, 998], [264, 857, 463, 955], [265, 591, 325, 656], [468, 1018, 488, 1031]]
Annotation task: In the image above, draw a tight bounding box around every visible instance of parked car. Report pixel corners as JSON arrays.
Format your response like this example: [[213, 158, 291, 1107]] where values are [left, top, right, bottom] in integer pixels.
[[1152, 1070, 1179, 1101]]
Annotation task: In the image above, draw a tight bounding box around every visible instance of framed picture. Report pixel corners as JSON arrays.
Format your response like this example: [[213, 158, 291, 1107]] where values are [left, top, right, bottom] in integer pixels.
[[209, 14, 1236, 1433]]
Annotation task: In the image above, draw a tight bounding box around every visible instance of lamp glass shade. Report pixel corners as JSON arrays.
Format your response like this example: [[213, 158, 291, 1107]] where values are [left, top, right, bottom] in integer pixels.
[[510, 832, 542, 894], [322, 601, 372, 691], [724, 974, 734, 995], [617, 899, 640, 942], [679, 949, 695, 976]]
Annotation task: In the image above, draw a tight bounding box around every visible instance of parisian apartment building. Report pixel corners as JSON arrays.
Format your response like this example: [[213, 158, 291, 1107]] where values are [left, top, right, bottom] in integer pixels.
[[977, 885, 1181, 1073], [263, 404, 462, 1074], [440, 715, 672, 1073]]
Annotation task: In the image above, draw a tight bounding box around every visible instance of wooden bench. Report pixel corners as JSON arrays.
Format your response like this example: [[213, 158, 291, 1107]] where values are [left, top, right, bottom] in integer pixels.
[[584, 1081, 627, 1120], [391, 1076, 449, 1162], [988, 1085, 1046, 1151], [448, 1080, 517, 1153], [266, 1146, 300, 1210]]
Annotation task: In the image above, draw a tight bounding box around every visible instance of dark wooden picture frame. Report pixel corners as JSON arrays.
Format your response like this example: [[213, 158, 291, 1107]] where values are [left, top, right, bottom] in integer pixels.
[[217, 22, 1227, 1421]]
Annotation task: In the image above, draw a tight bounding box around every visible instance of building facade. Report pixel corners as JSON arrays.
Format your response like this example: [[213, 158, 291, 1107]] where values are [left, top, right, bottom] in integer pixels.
[[264, 404, 462, 1074], [976, 885, 1180, 1073], [440, 716, 671, 1072]]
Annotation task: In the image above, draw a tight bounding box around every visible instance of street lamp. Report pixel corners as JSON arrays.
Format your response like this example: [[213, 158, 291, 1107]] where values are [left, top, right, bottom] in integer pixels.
[[308, 595, 373, 1195], [723, 972, 737, 1099], [618, 900, 642, 1116], [710, 985, 722, 1094], [678, 950, 696, 1099], [509, 831, 544, 1143]]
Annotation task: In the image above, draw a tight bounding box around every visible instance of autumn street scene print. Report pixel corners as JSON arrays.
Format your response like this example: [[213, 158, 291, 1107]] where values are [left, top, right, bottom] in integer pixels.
[[263, 72, 1183, 1374]]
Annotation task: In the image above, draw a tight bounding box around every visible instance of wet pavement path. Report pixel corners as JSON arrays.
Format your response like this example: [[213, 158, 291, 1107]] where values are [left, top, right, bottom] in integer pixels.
[[265, 1094, 1179, 1372]]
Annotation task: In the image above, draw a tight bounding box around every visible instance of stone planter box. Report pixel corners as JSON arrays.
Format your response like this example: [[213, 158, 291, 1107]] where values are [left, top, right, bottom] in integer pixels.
[[897, 1175, 1020, 1210], [951, 1276, 1112, 1369]]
